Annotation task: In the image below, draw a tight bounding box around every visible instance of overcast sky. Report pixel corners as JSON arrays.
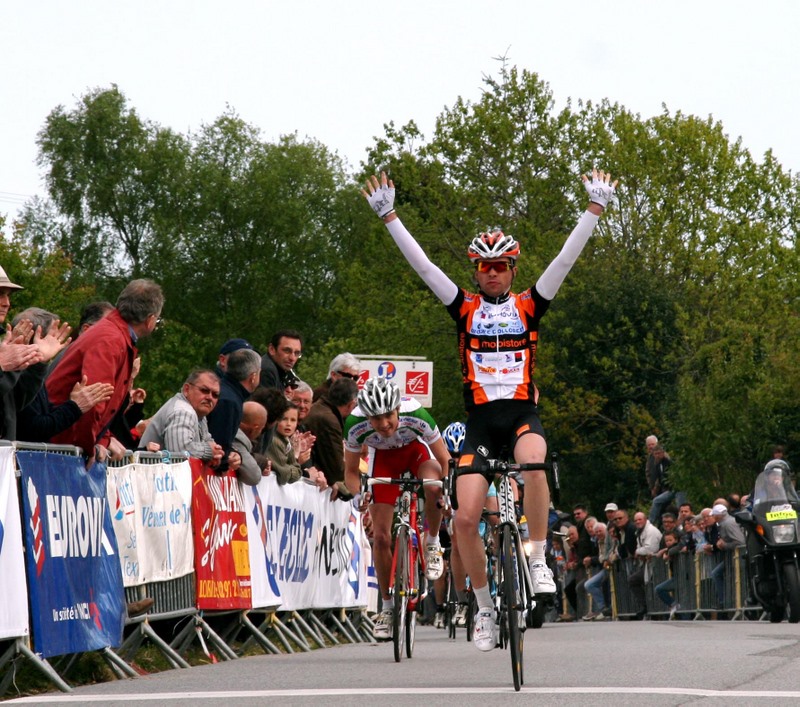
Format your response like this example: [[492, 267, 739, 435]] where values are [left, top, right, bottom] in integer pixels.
[[2, 1, 798, 221]]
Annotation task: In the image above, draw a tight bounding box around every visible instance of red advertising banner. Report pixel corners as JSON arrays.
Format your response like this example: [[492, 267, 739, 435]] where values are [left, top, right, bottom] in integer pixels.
[[190, 459, 251, 610]]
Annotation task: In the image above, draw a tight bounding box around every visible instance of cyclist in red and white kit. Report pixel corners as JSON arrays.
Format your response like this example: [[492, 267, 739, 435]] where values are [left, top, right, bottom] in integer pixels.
[[362, 168, 617, 650]]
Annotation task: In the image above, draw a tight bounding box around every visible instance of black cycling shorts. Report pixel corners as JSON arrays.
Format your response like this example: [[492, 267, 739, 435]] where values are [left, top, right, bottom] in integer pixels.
[[457, 399, 545, 477]]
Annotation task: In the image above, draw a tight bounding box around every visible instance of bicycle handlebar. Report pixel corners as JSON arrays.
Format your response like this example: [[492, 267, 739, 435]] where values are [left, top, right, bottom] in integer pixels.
[[458, 459, 551, 474], [448, 452, 560, 510], [364, 476, 444, 489]]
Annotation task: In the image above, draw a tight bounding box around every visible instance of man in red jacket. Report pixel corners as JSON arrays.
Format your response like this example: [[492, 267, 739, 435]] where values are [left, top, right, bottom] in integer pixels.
[[47, 279, 164, 464]]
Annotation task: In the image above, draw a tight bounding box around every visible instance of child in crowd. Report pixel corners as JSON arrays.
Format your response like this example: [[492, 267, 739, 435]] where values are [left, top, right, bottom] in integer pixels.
[[267, 403, 303, 485]]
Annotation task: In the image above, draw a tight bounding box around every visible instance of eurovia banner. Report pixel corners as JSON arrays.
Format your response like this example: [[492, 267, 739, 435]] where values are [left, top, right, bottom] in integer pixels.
[[17, 452, 125, 658], [190, 458, 252, 609]]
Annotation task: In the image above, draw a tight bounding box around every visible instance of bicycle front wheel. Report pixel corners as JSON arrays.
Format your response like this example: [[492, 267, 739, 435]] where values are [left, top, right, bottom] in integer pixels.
[[502, 526, 524, 691], [393, 526, 409, 663], [445, 566, 457, 640], [406, 544, 418, 658]]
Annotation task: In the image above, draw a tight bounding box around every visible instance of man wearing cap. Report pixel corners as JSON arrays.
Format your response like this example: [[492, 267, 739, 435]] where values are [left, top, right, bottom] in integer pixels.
[[47, 279, 163, 462], [0, 267, 72, 440], [216, 338, 253, 375], [710, 503, 745, 609], [207, 348, 262, 473], [259, 329, 303, 392], [604, 502, 619, 527]]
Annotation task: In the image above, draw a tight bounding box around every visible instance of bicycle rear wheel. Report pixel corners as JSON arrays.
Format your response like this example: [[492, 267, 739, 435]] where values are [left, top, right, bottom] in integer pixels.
[[465, 586, 476, 641], [502, 526, 524, 691], [393, 527, 408, 663]]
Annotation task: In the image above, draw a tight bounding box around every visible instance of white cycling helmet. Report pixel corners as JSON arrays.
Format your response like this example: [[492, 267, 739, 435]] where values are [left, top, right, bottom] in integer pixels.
[[357, 377, 401, 417], [468, 227, 520, 262], [442, 422, 466, 454]]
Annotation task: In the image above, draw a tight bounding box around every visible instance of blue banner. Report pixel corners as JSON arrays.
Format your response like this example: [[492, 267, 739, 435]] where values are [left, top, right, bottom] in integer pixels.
[[18, 452, 125, 658]]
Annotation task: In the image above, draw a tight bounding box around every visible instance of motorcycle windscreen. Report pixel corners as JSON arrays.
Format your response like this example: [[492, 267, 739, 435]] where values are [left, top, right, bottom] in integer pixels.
[[752, 467, 800, 507]]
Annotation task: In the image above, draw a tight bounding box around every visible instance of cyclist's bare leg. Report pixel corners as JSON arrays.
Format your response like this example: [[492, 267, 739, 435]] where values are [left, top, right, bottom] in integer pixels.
[[369, 502, 396, 601], [514, 432, 549, 551], [453, 473, 490, 595], [419, 460, 443, 543]]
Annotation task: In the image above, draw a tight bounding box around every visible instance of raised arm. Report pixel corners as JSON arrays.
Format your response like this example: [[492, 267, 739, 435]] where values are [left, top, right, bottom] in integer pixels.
[[362, 173, 459, 306], [535, 169, 618, 300]]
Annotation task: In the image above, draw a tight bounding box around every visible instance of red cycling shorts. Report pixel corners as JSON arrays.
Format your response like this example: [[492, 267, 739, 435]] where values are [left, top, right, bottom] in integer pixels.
[[368, 440, 434, 506]]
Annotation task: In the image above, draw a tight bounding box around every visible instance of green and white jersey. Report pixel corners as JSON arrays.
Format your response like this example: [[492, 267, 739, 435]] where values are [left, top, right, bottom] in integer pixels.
[[343, 396, 441, 453]]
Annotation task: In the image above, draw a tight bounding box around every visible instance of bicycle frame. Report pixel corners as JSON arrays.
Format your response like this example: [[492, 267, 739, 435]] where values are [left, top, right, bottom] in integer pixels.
[[388, 477, 425, 612], [363, 472, 443, 661], [448, 452, 556, 691]]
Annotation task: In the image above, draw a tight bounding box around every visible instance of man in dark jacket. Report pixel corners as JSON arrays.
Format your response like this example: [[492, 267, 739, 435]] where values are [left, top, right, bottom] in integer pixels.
[[259, 329, 303, 392], [303, 377, 358, 498], [206, 348, 261, 473], [0, 270, 72, 441]]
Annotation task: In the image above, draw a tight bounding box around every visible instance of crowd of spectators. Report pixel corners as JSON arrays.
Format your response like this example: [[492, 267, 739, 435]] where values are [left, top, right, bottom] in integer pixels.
[[0, 270, 363, 495], [2, 269, 790, 624], [546, 434, 782, 622]]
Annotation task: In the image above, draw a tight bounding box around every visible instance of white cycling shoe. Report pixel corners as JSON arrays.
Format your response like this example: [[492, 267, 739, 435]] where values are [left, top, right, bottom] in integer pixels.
[[529, 560, 556, 594], [472, 609, 498, 651], [372, 609, 393, 641], [425, 545, 444, 580]]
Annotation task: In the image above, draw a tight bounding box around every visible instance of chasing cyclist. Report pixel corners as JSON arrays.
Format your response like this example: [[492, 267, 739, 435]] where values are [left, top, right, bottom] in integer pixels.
[[343, 377, 450, 641], [362, 168, 617, 650]]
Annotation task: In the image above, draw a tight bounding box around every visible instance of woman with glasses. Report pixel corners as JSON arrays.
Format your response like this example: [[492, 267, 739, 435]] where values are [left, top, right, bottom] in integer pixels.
[[363, 168, 617, 651]]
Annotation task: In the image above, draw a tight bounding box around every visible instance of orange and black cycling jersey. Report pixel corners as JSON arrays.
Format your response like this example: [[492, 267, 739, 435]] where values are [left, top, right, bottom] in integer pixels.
[[446, 286, 550, 409]]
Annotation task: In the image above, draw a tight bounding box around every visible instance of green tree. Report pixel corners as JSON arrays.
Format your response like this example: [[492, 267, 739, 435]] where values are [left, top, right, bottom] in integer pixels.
[[34, 85, 189, 281]]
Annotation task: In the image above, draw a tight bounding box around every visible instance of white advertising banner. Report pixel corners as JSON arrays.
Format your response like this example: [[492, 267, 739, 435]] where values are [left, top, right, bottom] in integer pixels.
[[357, 357, 434, 407], [0, 446, 28, 639], [107, 460, 194, 586], [246, 475, 370, 611], [243, 480, 282, 609], [311, 492, 369, 610]]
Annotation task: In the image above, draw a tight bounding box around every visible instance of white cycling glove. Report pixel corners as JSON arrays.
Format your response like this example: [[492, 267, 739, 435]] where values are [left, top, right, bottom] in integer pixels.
[[584, 171, 616, 208], [366, 182, 396, 219]]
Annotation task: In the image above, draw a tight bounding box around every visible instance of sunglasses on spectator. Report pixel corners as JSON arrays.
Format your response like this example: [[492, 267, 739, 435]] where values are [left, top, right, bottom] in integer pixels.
[[336, 371, 359, 380], [188, 383, 220, 399], [475, 261, 514, 273]]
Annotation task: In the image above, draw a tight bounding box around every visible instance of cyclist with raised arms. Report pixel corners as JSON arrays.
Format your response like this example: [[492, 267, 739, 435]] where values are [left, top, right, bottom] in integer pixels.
[[362, 168, 617, 650], [343, 377, 450, 641]]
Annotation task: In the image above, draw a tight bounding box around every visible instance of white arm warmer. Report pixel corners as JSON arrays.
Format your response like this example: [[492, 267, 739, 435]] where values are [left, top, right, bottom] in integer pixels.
[[385, 218, 459, 305], [535, 211, 600, 300]]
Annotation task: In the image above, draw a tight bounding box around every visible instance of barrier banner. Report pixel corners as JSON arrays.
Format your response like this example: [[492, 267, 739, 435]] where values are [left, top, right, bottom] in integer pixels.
[[259, 476, 317, 610], [312, 495, 369, 609], [107, 460, 193, 586], [252, 475, 369, 610], [244, 480, 282, 609], [0, 446, 28, 639], [17, 453, 125, 658], [191, 458, 251, 609]]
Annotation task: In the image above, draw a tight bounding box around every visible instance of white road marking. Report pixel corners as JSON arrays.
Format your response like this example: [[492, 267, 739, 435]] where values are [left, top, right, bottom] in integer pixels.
[[9, 686, 800, 702]]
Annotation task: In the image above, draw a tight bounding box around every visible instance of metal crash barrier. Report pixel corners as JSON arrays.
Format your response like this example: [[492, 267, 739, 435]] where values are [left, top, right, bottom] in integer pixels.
[[0, 445, 375, 698], [606, 547, 761, 621]]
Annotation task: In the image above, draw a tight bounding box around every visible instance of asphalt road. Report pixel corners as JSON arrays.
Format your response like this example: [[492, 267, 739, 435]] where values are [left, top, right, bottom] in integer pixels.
[[7, 620, 800, 705]]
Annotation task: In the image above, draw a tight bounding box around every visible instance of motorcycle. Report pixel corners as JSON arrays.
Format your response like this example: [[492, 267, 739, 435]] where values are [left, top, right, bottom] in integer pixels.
[[735, 459, 800, 623]]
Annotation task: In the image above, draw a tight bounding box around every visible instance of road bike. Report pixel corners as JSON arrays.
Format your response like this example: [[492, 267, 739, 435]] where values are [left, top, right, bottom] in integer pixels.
[[450, 450, 558, 691], [362, 472, 443, 662]]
